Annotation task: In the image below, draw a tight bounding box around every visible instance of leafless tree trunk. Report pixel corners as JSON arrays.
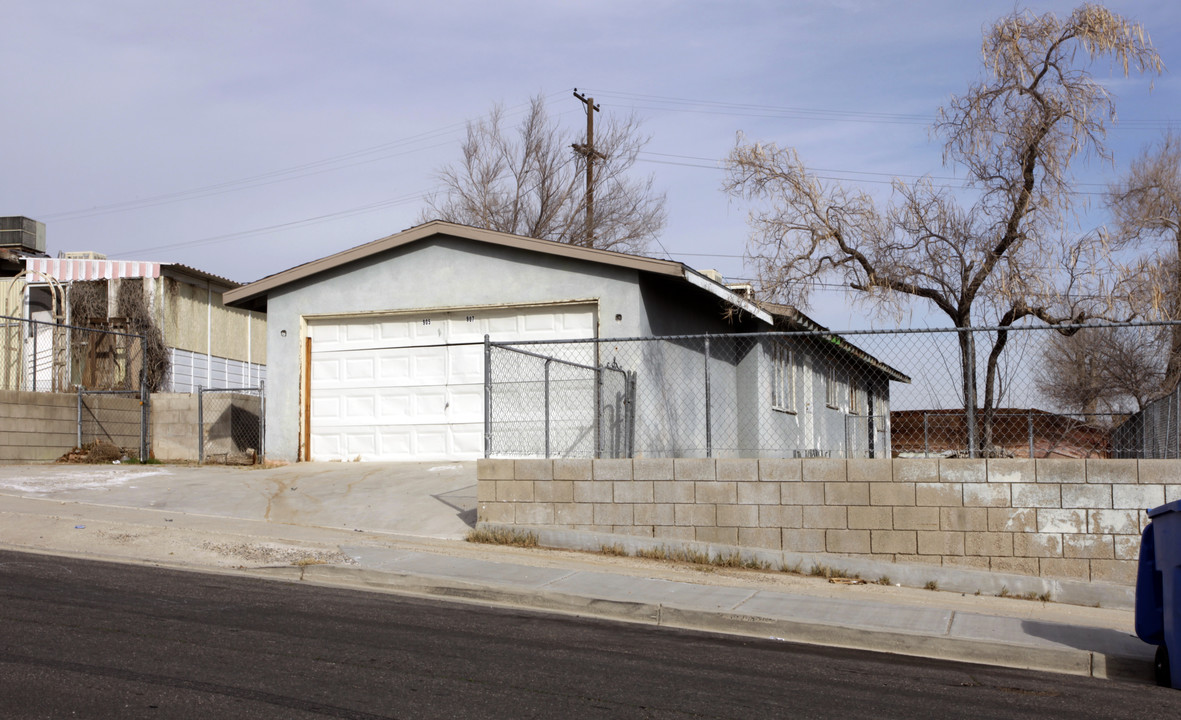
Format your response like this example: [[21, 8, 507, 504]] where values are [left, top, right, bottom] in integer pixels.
[[420, 95, 667, 255]]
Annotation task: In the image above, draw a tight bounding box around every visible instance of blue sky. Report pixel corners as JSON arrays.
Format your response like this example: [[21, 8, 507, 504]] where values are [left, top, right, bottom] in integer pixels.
[[3, 1, 1178, 328]]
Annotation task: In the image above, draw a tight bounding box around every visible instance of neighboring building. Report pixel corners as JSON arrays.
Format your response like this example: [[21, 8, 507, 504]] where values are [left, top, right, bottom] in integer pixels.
[[224, 221, 908, 463], [890, 407, 1112, 458]]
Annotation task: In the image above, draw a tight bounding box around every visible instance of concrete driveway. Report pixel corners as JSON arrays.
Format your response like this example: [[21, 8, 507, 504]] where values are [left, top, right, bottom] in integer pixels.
[[0, 461, 477, 539]]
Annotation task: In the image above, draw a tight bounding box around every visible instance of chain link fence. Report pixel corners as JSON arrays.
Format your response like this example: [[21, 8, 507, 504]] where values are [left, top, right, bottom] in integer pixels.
[[199, 385, 264, 464], [78, 389, 148, 460], [1, 314, 146, 392], [486, 323, 1181, 460]]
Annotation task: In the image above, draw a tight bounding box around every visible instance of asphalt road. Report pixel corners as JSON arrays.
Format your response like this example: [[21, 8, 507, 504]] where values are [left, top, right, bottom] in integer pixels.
[[1, 550, 1177, 719]]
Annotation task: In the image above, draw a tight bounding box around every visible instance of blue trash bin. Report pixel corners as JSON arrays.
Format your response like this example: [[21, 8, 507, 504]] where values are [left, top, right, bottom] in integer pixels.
[[1136, 499, 1181, 688]]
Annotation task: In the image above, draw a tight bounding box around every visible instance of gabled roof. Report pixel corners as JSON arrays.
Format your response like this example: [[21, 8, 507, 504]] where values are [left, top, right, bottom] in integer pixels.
[[222, 220, 772, 322]]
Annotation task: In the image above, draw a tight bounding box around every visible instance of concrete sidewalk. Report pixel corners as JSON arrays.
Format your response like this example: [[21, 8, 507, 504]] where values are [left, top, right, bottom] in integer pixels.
[[0, 462, 1159, 685]]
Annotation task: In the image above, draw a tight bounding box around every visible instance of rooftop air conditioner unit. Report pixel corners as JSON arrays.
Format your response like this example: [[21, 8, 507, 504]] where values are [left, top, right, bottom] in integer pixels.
[[0, 217, 46, 254]]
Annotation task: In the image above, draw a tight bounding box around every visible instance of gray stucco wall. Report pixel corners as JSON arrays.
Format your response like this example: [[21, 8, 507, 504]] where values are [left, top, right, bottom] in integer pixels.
[[262, 235, 740, 461]]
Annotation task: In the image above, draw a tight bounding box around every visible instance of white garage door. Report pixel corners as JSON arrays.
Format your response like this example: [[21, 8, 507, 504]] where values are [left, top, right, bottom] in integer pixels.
[[308, 304, 596, 461]]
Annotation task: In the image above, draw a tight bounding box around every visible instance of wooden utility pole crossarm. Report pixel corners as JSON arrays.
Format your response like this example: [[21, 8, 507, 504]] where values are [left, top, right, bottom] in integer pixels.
[[572, 88, 606, 247]]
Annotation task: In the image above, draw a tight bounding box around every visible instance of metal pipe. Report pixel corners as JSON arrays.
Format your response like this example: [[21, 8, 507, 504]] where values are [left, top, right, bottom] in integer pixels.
[[923, 411, 929, 457], [198, 386, 205, 464], [544, 358, 551, 459], [1028, 408, 1034, 459], [76, 386, 82, 449], [483, 335, 491, 458], [259, 379, 266, 461], [704, 336, 712, 458]]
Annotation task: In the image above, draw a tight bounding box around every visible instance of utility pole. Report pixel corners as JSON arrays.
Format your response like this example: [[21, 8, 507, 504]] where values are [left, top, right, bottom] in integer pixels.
[[572, 88, 605, 247]]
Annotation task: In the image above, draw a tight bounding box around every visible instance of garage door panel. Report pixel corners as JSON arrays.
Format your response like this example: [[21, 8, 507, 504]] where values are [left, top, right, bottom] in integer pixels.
[[309, 304, 595, 461]]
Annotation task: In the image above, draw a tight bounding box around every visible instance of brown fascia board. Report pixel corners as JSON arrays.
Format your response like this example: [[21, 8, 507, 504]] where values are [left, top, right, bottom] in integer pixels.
[[222, 220, 688, 311]]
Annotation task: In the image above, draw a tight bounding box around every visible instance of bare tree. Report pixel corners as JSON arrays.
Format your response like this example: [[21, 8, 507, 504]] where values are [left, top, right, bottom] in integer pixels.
[[1108, 131, 1181, 389], [724, 4, 1161, 455], [420, 95, 667, 254], [1037, 325, 1165, 416]]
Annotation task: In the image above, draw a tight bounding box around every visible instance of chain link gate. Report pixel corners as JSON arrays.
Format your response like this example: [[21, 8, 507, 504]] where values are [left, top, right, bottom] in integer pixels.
[[77, 388, 149, 460], [198, 383, 265, 464]]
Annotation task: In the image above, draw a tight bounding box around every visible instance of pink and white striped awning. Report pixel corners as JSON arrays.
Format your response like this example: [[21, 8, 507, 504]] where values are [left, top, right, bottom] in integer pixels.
[[24, 258, 161, 283]]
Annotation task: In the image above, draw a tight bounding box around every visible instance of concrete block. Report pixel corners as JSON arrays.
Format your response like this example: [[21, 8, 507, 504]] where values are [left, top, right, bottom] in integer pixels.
[[654, 526, 695, 541], [1113, 485, 1165, 511], [554, 458, 592, 481], [988, 459, 1035, 484], [964, 532, 1013, 557], [1086, 459, 1138, 485], [848, 506, 893, 530], [1090, 559, 1137, 585], [613, 525, 653, 538], [496, 480, 534, 502], [759, 458, 801, 482], [478, 501, 514, 524], [941, 459, 986, 484], [1013, 533, 1063, 558], [573, 481, 612, 504], [759, 505, 803, 529], [554, 503, 593, 525], [739, 527, 782, 550], [1136, 459, 1181, 485], [802, 458, 845, 483], [870, 483, 915, 507], [825, 482, 869, 506], [781, 483, 825, 506], [1037, 459, 1085, 484], [653, 481, 694, 504], [991, 557, 1038, 576], [941, 507, 988, 532], [893, 458, 939, 484], [737, 481, 780, 505], [917, 531, 964, 556], [826, 529, 871, 554], [516, 503, 555, 525], [1115, 534, 1141, 561], [782, 529, 827, 553], [716, 458, 758, 481], [634, 503, 675, 526], [1040, 558, 1089, 581], [674, 458, 715, 482], [1062, 484, 1112, 509], [1088, 509, 1140, 536], [593, 459, 632, 481], [574, 524, 613, 533], [1037, 509, 1087, 534], [897, 554, 943, 566], [963, 484, 1010, 508], [802, 506, 846, 529], [1063, 534, 1114, 559], [1170, 485, 1181, 504], [893, 506, 940, 531], [1011, 483, 1060, 509], [697, 527, 738, 545], [632, 458, 674, 481], [987, 508, 1036, 533], [477, 458, 515, 481], [534, 480, 573, 503], [514, 459, 553, 481], [593, 503, 634, 526], [871, 530, 917, 554], [945, 556, 990, 571], [675, 503, 716, 527], [847, 459, 892, 483], [716, 504, 759, 528], [695, 482, 737, 504], [613, 481, 654, 504], [477, 480, 497, 502], [915, 483, 962, 508]]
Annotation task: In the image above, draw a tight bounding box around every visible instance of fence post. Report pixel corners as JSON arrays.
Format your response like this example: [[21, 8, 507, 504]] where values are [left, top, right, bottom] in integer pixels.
[[198, 386, 204, 464], [923, 411, 929, 457], [31, 322, 37, 391], [1028, 409, 1034, 459], [544, 358, 551, 459], [703, 336, 712, 458], [259, 380, 266, 461], [76, 386, 82, 449], [483, 334, 491, 459]]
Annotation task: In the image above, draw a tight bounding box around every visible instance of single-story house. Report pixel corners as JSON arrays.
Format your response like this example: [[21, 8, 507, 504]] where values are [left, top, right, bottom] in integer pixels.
[[224, 221, 908, 463]]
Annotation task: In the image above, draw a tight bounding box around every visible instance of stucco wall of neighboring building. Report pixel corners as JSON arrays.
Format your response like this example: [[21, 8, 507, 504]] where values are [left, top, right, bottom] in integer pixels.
[[156, 275, 265, 366]]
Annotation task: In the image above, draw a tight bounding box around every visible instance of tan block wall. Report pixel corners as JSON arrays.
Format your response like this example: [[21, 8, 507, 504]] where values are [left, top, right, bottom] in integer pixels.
[[150, 393, 199, 461], [0, 390, 141, 462], [477, 457, 1181, 587]]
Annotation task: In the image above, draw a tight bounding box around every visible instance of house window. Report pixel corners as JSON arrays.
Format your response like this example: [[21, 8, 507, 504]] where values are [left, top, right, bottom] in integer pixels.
[[850, 378, 861, 415], [826, 366, 840, 409], [771, 341, 795, 413]]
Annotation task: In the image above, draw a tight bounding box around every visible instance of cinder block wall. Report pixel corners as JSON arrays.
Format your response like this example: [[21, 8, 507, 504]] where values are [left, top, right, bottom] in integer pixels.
[[0, 390, 143, 462], [477, 457, 1181, 586]]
